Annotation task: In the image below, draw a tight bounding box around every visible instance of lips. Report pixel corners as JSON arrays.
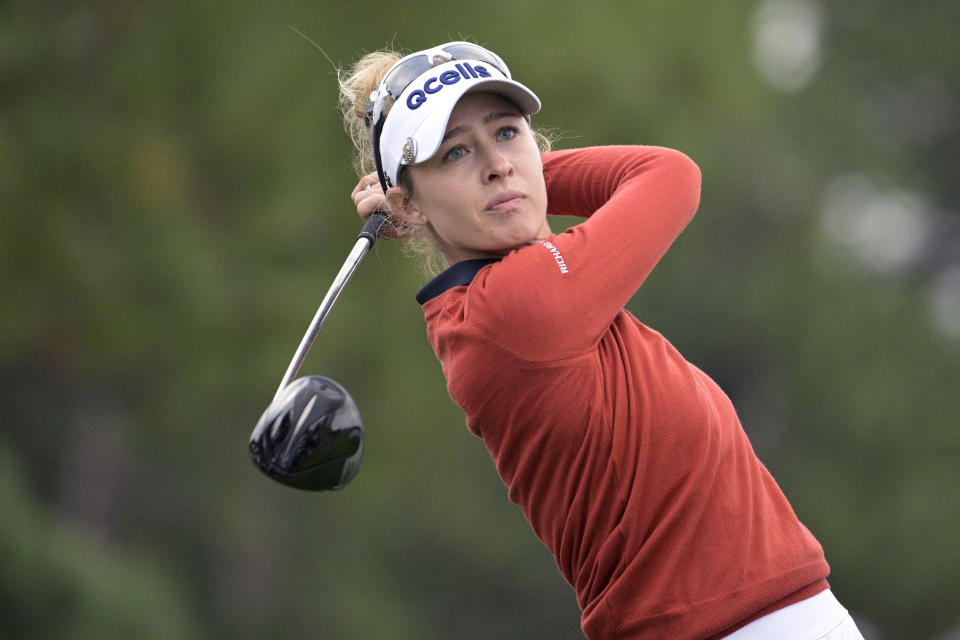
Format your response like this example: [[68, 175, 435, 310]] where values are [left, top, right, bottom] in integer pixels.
[[485, 190, 526, 212]]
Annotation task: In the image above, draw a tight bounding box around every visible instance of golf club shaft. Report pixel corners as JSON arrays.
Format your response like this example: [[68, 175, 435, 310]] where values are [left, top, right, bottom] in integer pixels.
[[274, 212, 387, 400]]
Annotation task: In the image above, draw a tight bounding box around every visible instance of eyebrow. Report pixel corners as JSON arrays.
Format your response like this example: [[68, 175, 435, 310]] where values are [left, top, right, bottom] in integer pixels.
[[441, 110, 523, 143]]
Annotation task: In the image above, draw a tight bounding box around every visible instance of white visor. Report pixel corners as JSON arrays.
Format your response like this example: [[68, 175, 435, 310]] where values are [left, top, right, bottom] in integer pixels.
[[378, 59, 540, 186]]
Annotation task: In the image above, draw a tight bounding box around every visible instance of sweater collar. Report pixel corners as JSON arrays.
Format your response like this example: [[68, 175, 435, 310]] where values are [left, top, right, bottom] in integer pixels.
[[416, 258, 500, 305]]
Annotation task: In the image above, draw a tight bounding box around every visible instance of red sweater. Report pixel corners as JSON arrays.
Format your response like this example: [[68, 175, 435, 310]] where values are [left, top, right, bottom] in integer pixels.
[[416, 146, 829, 639]]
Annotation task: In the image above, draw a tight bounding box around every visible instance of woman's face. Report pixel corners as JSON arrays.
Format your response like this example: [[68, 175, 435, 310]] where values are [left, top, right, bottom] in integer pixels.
[[396, 92, 550, 264]]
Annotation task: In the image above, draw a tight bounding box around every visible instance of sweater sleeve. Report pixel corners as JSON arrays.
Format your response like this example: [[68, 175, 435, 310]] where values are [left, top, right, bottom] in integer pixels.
[[465, 145, 702, 361]]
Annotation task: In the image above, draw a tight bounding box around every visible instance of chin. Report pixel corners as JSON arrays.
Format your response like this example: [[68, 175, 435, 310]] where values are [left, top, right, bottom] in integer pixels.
[[504, 232, 546, 252]]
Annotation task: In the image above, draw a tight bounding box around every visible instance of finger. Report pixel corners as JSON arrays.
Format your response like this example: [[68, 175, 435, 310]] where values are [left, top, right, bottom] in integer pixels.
[[358, 194, 391, 217], [362, 172, 380, 189], [351, 172, 381, 197], [352, 187, 386, 212], [351, 182, 384, 207]]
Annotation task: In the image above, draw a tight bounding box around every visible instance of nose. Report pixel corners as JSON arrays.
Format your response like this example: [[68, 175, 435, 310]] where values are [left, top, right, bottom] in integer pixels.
[[481, 144, 513, 184]]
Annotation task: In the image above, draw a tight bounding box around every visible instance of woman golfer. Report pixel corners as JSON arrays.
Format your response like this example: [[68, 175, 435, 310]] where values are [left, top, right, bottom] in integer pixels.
[[341, 41, 864, 640]]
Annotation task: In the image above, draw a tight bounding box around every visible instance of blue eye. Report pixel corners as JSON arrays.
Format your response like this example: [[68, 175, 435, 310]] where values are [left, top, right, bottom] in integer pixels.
[[445, 145, 466, 161], [497, 127, 517, 140]]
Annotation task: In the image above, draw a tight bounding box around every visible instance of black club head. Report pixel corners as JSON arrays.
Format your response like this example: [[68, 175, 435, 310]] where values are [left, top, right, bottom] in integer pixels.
[[249, 375, 363, 491]]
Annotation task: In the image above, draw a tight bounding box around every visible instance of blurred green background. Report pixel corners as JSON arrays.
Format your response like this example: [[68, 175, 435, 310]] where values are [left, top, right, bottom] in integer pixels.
[[2, 1, 958, 638]]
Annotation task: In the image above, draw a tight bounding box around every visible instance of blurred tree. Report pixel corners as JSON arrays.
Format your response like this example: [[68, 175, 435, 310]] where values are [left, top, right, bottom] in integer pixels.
[[0, 438, 200, 638], [1, 0, 957, 638]]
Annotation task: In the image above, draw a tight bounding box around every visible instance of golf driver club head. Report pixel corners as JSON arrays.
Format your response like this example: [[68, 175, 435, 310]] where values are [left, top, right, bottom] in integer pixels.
[[249, 375, 363, 491]]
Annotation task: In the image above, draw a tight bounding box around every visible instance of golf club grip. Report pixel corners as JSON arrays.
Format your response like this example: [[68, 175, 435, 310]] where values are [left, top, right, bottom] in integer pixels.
[[358, 211, 389, 244]]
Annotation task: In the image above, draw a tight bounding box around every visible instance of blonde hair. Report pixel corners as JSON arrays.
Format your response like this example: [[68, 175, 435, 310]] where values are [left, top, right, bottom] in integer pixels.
[[338, 46, 553, 276], [338, 50, 401, 179]]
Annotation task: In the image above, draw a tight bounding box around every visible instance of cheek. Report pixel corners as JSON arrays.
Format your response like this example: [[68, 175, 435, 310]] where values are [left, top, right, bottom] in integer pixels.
[[526, 163, 548, 212], [418, 189, 481, 241]]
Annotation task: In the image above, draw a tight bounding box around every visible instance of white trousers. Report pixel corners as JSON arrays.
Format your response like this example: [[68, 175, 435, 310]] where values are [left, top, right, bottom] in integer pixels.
[[724, 590, 865, 640]]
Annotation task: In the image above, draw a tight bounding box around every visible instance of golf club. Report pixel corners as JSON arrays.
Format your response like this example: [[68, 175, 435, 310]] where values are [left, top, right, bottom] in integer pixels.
[[249, 211, 387, 491]]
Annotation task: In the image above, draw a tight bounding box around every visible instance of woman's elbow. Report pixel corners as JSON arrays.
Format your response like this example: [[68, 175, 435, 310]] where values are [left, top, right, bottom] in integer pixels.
[[665, 148, 702, 220]]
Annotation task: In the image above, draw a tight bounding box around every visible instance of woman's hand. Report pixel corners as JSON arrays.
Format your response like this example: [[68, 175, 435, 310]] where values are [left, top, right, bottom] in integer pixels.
[[351, 173, 388, 220], [350, 172, 402, 239]]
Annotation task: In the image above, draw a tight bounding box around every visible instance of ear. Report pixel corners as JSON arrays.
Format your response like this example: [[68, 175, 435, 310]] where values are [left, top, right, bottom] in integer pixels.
[[386, 186, 428, 226]]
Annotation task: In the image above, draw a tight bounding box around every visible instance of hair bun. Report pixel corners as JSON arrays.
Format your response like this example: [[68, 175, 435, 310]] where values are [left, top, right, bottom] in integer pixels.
[[339, 50, 403, 178]]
